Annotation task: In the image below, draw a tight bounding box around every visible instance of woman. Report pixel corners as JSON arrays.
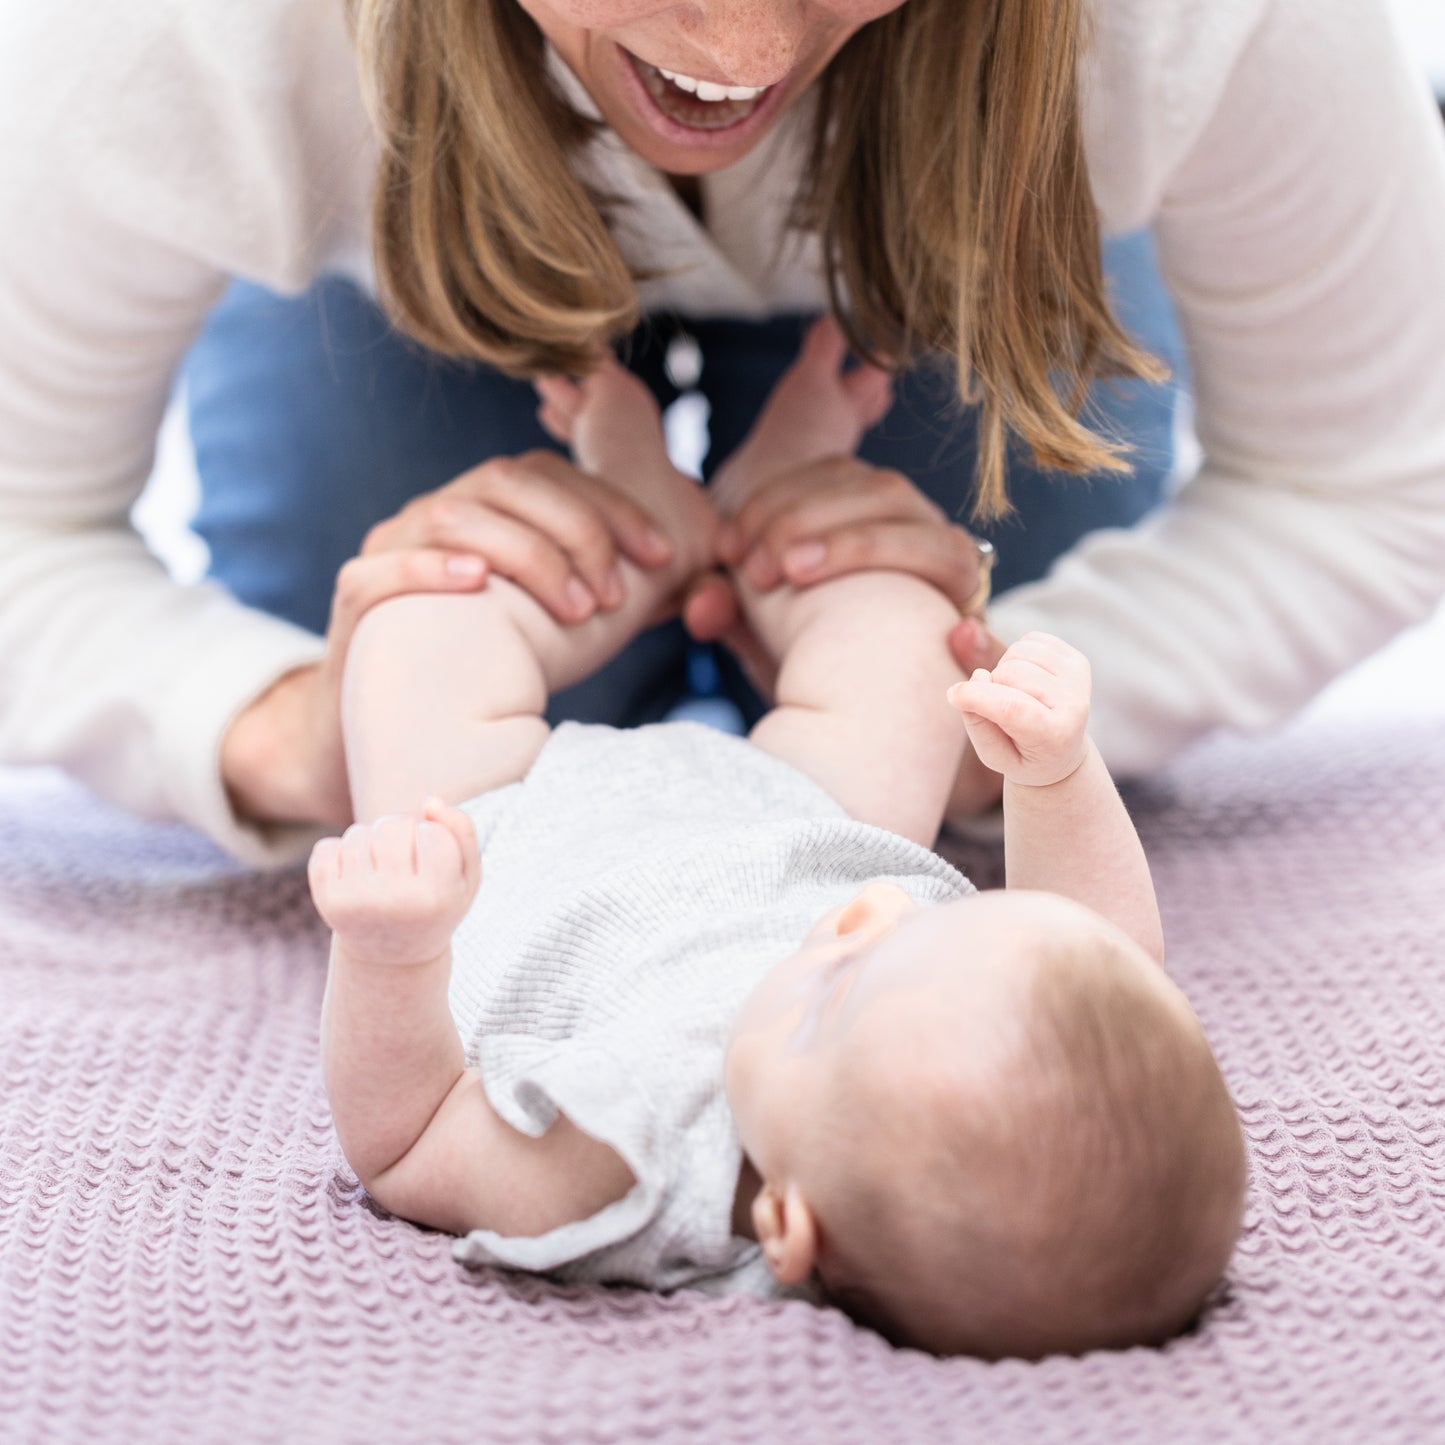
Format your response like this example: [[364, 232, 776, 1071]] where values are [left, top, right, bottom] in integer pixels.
[[1, 0, 1442, 866]]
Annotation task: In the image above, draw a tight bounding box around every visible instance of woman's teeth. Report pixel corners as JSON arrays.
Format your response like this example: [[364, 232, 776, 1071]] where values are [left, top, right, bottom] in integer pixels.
[[631, 53, 773, 131], [655, 68, 767, 103]]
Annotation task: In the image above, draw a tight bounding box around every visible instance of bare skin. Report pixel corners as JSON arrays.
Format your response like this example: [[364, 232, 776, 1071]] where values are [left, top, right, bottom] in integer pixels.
[[517, 0, 909, 178], [219, 0, 1013, 834], [310, 323, 1163, 1269]]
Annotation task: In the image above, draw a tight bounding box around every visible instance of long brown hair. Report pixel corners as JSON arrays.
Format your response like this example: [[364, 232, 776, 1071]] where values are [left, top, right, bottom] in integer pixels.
[[351, 0, 1164, 515]]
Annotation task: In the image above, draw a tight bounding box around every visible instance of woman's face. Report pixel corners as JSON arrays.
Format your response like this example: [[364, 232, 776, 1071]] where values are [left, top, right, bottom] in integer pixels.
[[516, 0, 908, 175]]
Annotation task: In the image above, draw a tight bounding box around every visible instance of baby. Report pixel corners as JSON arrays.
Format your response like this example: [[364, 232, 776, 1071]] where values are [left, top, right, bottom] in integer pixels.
[[308, 320, 1247, 1359]]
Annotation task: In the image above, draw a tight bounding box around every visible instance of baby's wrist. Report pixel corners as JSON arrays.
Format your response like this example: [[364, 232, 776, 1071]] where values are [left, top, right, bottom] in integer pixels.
[[331, 938, 453, 973], [1003, 738, 1095, 792]]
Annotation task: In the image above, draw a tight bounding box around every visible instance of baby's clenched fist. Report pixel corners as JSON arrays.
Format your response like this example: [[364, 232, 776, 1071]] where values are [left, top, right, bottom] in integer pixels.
[[945, 631, 1092, 788], [308, 798, 480, 966]]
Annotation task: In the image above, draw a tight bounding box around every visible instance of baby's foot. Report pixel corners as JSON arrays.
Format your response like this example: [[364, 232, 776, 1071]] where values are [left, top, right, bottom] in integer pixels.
[[536, 355, 718, 578], [713, 316, 894, 514], [308, 799, 480, 966], [535, 353, 671, 482]]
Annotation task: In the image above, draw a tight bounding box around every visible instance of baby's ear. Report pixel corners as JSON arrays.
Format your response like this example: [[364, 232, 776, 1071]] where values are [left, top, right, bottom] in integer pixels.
[[752, 1182, 818, 1286]]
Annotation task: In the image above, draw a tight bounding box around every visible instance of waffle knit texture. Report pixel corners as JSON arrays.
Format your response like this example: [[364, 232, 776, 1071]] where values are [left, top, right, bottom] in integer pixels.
[[4, 620, 1445, 1440]]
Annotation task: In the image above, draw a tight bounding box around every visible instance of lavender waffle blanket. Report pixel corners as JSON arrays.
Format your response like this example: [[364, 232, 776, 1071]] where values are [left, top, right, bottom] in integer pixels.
[[3, 637, 1444, 1443]]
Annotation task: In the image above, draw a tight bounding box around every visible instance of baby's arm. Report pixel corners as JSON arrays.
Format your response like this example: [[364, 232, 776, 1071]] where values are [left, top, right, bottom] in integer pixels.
[[947, 634, 1165, 962], [310, 801, 636, 1236]]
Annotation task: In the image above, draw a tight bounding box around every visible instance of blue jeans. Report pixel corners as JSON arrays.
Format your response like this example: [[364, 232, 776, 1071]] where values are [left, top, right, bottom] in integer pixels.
[[185, 231, 1185, 726]]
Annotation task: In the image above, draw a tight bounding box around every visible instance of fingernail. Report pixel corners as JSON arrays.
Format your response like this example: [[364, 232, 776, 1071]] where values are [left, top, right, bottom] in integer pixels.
[[782, 541, 826, 578], [446, 555, 485, 580], [564, 578, 596, 618], [644, 526, 672, 563], [718, 525, 741, 564], [743, 549, 775, 590]]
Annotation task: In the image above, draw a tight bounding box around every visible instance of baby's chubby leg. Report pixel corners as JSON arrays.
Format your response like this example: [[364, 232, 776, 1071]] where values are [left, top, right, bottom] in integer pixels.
[[711, 320, 968, 845], [345, 359, 719, 819]]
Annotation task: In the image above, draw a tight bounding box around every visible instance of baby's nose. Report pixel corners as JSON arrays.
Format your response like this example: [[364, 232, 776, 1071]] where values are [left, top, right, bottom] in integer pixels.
[[837, 879, 917, 937]]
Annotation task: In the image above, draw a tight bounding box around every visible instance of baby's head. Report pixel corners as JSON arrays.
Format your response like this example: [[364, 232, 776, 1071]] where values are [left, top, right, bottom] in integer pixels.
[[724, 884, 1247, 1359]]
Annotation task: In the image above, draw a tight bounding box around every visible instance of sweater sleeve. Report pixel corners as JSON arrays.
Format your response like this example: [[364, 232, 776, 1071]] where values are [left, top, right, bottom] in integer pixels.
[[988, 0, 1445, 773], [0, 0, 370, 867]]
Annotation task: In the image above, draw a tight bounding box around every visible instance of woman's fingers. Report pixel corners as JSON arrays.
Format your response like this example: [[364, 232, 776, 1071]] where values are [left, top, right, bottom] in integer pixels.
[[363, 452, 672, 605], [721, 457, 901, 564], [324, 548, 489, 671], [726, 461, 943, 583], [738, 473, 942, 589], [949, 616, 1008, 674], [459, 455, 628, 606], [769, 518, 984, 613], [681, 571, 741, 644], [566, 470, 675, 573], [495, 451, 672, 574]]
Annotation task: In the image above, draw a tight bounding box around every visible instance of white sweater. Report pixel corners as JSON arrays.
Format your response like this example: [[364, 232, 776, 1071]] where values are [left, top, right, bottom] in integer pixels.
[[1, 0, 1443, 867]]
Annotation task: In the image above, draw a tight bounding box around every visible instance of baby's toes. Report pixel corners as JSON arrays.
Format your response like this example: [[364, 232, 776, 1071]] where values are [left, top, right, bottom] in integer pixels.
[[842, 364, 894, 430], [582, 359, 656, 419], [535, 373, 583, 415], [800, 314, 848, 370]]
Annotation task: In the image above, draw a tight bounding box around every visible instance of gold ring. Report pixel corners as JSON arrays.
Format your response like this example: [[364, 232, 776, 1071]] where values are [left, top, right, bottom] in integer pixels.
[[961, 536, 995, 615]]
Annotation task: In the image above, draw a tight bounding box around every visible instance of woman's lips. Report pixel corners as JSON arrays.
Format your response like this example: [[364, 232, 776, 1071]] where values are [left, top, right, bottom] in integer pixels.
[[630, 54, 768, 131], [616, 45, 794, 151]]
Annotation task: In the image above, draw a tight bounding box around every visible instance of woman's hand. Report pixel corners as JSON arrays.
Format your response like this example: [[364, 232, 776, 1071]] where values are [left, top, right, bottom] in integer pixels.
[[362, 449, 674, 623], [715, 455, 990, 611], [221, 450, 677, 829], [681, 448, 1015, 819], [685, 454, 996, 696]]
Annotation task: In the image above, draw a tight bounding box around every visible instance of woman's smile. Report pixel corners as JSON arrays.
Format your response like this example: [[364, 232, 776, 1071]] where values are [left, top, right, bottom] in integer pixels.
[[613, 40, 798, 152], [516, 0, 909, 174]]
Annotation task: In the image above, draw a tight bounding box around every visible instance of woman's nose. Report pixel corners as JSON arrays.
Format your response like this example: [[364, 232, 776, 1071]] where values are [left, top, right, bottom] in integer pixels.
[[683, 0, 807, 86]]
